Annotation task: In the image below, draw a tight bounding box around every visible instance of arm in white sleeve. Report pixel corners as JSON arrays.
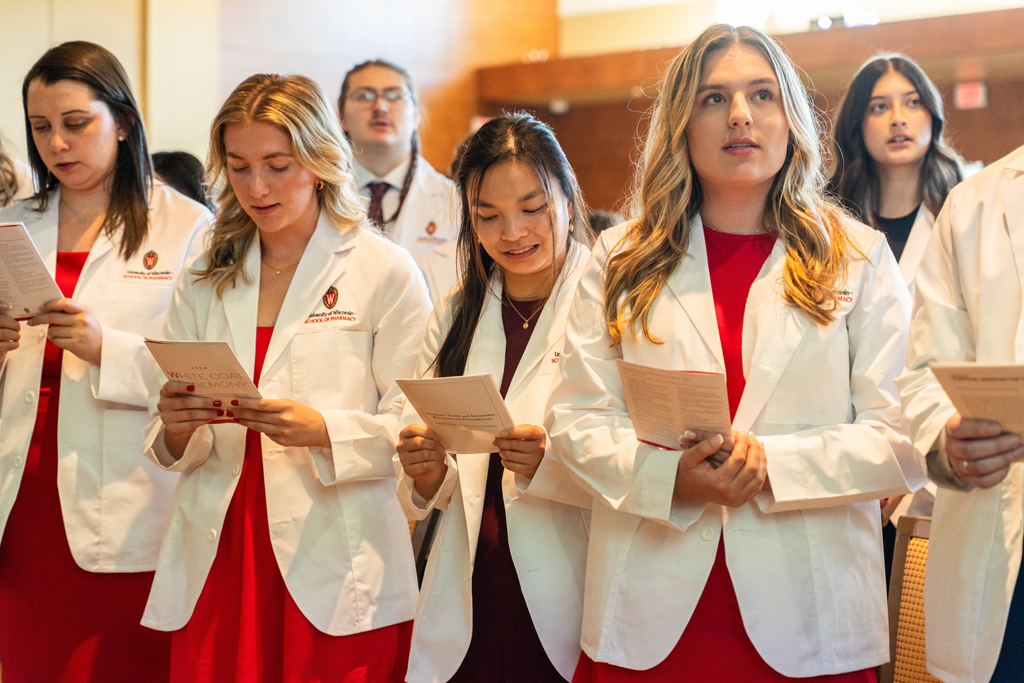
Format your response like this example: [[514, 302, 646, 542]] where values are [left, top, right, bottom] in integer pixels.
[[91, 213, 212, 407], [755, 231, 919, 513], [544, 237, 702, 532], [310, 249, 432, 486], [895, 187, 976, 491]]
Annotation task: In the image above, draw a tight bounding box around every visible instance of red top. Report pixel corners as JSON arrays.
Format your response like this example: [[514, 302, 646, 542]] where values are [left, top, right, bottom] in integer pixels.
[[0, 251, 173, 683], [171, 326, 411, 683], [572, 229, 875, 683]]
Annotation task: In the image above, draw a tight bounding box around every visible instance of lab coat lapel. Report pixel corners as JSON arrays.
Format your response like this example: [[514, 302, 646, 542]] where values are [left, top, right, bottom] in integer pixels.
[[665, 217, 726, 370], [898, 206, 932, 286], [260, 215, 352, 382], [460, 279, 505, 563], [24, 190, 60, 274], [1000, 162, 1024, 362], [221, 238, 261, 380], [732, 239, 811, 431]]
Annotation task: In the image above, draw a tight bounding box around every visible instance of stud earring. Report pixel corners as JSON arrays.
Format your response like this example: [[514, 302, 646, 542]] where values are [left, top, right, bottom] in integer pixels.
[[118, 135, 125, 142]]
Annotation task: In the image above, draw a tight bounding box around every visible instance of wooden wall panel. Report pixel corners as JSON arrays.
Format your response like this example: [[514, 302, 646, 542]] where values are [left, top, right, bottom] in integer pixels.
[[219, 0, 557, 175]]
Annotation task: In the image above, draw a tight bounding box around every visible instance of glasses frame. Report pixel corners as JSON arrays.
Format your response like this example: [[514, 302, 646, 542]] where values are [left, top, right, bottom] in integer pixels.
[[346, 87, 411, 107]]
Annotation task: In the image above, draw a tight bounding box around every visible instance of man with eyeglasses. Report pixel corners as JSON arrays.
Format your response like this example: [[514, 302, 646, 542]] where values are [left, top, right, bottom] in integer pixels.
[[339, 60, 459, 303]]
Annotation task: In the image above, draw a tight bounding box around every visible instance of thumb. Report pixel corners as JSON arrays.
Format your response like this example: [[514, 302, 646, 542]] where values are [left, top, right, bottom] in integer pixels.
[[679, 433, 724, 467]]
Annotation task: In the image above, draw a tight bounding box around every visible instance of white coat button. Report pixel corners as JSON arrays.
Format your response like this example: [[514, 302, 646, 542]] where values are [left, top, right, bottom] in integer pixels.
[[207, 529, 218, 543], [24, 391, 35, 404], [700, 526, 715, 542], [711, 364, 724, 374], [13, 457, 24, 469], [232, 464, 241, 476]]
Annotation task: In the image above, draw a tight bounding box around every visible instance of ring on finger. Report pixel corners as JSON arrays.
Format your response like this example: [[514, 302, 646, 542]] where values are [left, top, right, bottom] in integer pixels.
[[963, 459, 970, 472]]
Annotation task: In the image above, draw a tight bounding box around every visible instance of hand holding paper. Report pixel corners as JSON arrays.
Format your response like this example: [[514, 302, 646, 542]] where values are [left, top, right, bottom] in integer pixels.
[[397, 424, 449, 501], [396, 374, 515, 454], [0, 222, 64, 320]]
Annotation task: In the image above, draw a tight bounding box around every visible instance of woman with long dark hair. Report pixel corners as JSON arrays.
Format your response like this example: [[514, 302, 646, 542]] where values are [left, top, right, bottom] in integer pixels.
[[546, 24, 922, 682], [830, 53, 964, 558], [395, 112, 594, 682], [0, 41, 212, 682], [144, 73, 430, 682]]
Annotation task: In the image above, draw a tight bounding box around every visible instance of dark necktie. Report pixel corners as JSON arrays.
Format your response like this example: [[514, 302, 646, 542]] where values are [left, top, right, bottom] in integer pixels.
[[367, 181, 391, 228]]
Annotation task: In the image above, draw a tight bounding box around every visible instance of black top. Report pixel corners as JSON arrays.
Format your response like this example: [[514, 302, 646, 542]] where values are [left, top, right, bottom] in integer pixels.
[[874, 205, 919, 262]]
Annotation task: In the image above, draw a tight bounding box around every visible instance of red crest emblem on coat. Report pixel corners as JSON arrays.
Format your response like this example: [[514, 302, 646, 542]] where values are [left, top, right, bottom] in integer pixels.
[[143, 250, 158, 270], [323, 286, 338, 309], [426, 222, 436, 235]]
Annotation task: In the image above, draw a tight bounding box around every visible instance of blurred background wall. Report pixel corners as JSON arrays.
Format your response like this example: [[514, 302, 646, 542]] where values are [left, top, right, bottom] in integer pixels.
[[1, 0, 1023, 213]]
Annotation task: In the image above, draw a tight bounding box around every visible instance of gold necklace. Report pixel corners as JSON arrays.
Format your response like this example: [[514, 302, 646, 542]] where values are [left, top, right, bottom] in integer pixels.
[[504, 293, 544, 329], [260, 255, 301, 275]]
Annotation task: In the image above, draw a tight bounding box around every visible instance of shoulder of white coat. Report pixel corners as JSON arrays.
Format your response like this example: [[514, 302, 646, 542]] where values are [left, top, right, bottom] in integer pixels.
[[148, 180, 214, 235], [591, 221, 634, 264], [0, 195, 36, 222], [416, 157, 457, 194], [841, 216, 888, 261], [350, 222, 420, 273]]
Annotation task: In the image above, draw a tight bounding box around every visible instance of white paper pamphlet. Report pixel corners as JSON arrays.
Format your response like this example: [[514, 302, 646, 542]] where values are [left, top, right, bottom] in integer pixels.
[[397, 374, 516, 454], [0, 222, 64, 319], [931, 363, 1024, 436], [145, 339, 261, 403], [617, 358, 732, 450]]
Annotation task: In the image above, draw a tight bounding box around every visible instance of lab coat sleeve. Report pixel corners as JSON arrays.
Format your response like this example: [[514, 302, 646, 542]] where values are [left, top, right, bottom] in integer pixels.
[[91, 212, 212, 407], [895, 187, 975, 490], [513, 445, 595, 510], [310, 248, 432, 486], [545, 238, 703, 532], [141, 265, 214, 473], [755, 230, 921, 513], [392, 297, 460, 518]]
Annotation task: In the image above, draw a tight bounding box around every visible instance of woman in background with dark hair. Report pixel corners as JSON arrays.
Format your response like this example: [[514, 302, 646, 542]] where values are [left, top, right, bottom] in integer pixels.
[[830, 54, 964, 567], [339, 59, 459, 301], [395, 112, 593, 683], [0, 41, 211, 682], [153, 150, 211, 209]]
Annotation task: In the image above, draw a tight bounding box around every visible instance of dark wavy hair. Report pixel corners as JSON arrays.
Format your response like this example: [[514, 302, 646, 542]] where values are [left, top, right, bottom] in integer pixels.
[[432, 112, 593, 378], [23, 41, 153, 259], [829, 54, 962, 224]]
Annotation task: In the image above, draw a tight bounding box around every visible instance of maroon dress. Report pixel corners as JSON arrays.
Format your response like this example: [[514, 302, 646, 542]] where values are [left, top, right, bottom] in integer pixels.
[[573, 228, 877, 683], [0, 252, 172, 683], [170, 326, 413, 683], [448, 293, 566, 683]]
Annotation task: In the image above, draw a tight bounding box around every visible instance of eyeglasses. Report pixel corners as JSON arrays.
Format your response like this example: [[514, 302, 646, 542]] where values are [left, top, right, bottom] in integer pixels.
[[346, 88, 411, 107]]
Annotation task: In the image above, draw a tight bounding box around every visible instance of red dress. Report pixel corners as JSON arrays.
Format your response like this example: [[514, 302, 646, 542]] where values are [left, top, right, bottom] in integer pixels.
[[0, 252, 171, 683], [573, 228, 876, 683], [171, 326, 412, 683]]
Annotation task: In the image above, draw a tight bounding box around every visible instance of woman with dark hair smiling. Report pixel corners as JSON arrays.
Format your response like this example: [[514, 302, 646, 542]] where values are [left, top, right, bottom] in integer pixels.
[[395, 112, 594, 682], [0, 41, 211, 682]]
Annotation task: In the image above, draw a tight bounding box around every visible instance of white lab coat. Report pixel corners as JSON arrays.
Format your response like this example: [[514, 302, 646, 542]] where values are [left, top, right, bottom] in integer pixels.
[[545, 217, 922, 676], [897, 145, 1024, 683], [141, 215, 431, 635], [396, 243, 592, 683], [415, 237, 460, 305], [0, 183, 212, 571]]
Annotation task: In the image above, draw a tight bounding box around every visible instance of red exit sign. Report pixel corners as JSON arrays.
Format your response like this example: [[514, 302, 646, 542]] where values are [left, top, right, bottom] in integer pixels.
[[956, 82, 988, 110]]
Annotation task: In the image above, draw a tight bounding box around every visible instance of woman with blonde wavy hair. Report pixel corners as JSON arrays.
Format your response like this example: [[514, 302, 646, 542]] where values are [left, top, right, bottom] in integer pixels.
[[545, 23, 922, 682], [142, 73, 431, 682]]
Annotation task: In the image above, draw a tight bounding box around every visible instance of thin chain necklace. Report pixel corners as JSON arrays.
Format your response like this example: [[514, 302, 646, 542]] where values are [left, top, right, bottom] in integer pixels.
[[504, 291, 544, 329], [260, 254, 301, 275]]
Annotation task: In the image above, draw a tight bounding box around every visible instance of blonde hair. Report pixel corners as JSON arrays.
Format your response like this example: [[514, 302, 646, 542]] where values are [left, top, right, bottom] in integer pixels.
[[197, 73, 367, 295], [606, 24, 852, 345], [0, 136, 17, 207]]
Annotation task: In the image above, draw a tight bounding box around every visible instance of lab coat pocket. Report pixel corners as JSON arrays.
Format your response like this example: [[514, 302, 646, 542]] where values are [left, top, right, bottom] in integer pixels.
[[102, 282, 174, 337], [291, 330, 369, 410]]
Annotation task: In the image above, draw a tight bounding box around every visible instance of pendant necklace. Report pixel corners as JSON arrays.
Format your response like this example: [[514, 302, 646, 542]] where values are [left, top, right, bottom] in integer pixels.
[[504, 292, 544, 329]]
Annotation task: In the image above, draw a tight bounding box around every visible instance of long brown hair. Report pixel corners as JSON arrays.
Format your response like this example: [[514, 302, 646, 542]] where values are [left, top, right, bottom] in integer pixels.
[[829, 54, 963, 224], [432, 112, 592, 378], [339, 59, 419, 228], [606, 24, 852, 345], [197, 74, 367, 296], [23, 41, 152, 259]]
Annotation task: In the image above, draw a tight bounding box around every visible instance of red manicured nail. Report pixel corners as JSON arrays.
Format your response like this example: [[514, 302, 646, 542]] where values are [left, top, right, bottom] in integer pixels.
[[186, 385, 195, 392], [213, 400, 222, 407], [226, 411, 234, 417], [230, 400, 239, 407], [216, 410, 224, 416]]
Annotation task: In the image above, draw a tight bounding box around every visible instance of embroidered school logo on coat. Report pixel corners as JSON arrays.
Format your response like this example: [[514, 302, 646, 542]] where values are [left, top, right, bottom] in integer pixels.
[[426, 221, 436, 235], [323, 286, 338, 309], [144, 250, 158, 270]]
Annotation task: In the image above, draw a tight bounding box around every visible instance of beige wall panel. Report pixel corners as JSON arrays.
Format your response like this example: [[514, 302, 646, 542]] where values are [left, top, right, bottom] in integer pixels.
[[559, 1, 715, 57], [146, 0, 219, 159], [0, 0, 50, 161], [218, 0, 557, 175]]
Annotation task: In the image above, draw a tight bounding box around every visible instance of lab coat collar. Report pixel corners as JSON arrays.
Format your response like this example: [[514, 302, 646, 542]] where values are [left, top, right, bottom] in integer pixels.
[[1001, 170, 1024, 361], [221, 213, 355, 382], [898, 205, 933, 286], [665, 215, 726, 371], [353, 155, 412, 191], [27, 187, 116, 293]]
